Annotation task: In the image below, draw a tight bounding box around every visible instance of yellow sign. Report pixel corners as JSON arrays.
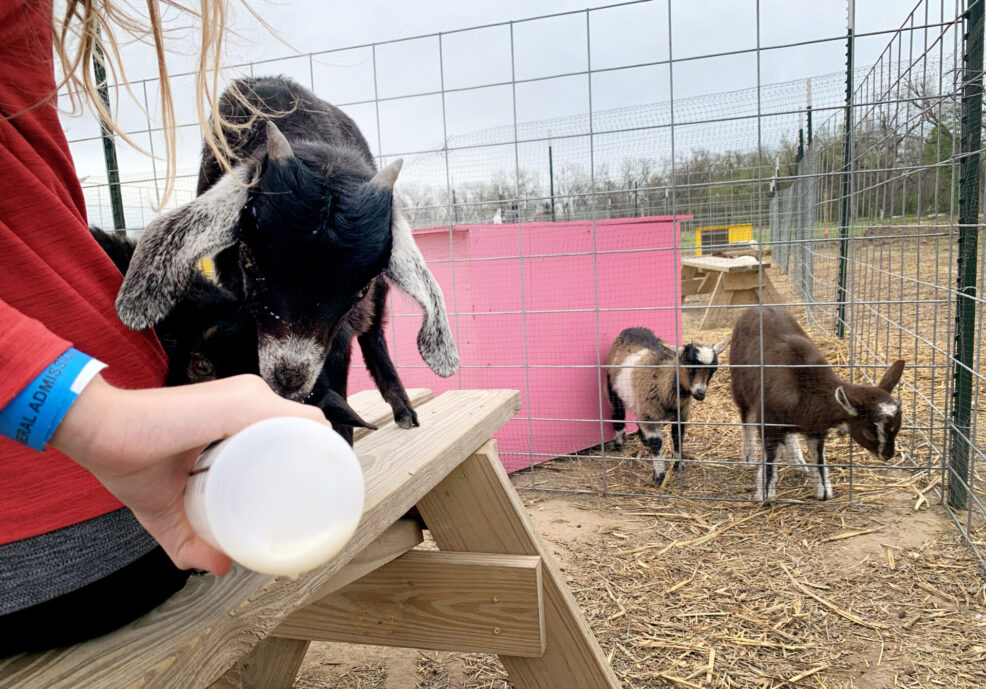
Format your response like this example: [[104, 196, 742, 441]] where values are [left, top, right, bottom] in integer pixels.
[[695, 224, 753, 255]]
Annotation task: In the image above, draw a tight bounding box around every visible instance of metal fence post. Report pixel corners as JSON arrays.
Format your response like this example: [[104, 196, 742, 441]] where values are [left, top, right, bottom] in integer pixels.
[[948, 0, 984, 509], [548, 131, 556, 222], [836, 0, 855, 338], [92, 28, 126, 231], [806, 77, 813, 146]]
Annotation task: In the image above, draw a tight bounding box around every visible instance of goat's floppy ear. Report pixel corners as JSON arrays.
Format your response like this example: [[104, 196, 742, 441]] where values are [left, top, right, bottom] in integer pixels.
[[713, 337, 731, 355], [834, 386, 859, 417], [385, 200, 460, 377], [878, 359, 905, 392], [116, 166, 252, 330], [320, 389, 378, 431]]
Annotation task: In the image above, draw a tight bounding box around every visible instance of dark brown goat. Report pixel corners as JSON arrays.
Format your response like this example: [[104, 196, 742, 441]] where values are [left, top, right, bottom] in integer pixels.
[[730, 306, 905, 501], [606, 327, 729, 483]]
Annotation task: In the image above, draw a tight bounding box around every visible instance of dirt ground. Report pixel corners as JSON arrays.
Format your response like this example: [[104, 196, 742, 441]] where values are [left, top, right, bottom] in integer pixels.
[[294, 486, 985, 689], [292, 235, 985, 688]]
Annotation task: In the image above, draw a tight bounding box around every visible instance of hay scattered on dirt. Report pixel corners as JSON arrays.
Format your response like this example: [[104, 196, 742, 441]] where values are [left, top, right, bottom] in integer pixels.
[[295, 662, 387, 689], [300, 481, 986, 688], [562, 491, 986, 689]]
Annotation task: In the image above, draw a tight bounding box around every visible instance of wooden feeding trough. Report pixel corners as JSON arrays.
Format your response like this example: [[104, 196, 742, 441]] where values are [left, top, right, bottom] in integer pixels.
[[0, 389, 620, 689]]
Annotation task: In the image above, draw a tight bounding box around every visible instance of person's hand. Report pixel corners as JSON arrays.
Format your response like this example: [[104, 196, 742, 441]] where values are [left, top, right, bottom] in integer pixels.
[[50, 374, 330, 576]]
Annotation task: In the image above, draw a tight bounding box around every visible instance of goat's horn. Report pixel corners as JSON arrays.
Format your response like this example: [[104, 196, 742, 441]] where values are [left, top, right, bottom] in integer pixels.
[[266, 121, 294, 161], [370, 158, 403, 189]]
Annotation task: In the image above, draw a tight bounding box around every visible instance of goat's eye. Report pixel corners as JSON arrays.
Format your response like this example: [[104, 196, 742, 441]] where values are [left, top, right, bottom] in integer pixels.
[[192, 356, 213, 377], [355, 284, 370, 300]]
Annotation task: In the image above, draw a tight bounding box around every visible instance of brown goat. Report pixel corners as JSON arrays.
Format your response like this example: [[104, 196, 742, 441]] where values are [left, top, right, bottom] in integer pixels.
[[606, 327, 729, 483], [730, 306, 905, 501]]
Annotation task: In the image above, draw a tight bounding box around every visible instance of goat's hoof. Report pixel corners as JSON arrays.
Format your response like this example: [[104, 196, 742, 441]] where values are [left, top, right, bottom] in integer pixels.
[[613, 441, 624, 451], [653, 472, 666, 485], [673, 461, 685, 473], [395, 408, 419, 429]]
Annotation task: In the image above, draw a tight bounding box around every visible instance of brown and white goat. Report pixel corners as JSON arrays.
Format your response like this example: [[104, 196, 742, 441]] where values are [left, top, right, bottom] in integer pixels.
[[730, 306, 905, 501], [606, 327, 729, 483]]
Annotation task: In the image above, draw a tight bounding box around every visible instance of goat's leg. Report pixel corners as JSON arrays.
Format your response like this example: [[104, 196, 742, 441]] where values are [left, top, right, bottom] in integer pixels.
[[607, 378, 627, 450], [670, 420, 686, 473], [806, 434, 833, 500], [357, 328, 418, 429], [323, 337, 355, 446], [756, 433, 782, 502], [784, 433, 809, 476], [639, 420, 666, 484], [766, 439, 782, 500], [741, 407, 758, 466], [743, 408, 766, 500]]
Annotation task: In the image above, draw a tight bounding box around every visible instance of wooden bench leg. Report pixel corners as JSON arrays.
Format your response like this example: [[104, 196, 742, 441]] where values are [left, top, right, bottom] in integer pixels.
[[759, 272, 784, 306], [697, 270, 717, 295], [416, 441, 620, 689], [699, 273, 728, 329], [209, 637, 310, 689], [237, 637, 311, 689]]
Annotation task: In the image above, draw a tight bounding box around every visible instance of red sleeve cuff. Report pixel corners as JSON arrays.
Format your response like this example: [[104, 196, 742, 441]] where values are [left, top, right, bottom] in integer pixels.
[[0, 300, 73, 409]]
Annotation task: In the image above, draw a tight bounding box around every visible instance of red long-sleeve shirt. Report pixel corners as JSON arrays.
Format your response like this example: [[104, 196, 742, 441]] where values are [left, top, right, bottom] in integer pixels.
[[0, 0, 169, 545]]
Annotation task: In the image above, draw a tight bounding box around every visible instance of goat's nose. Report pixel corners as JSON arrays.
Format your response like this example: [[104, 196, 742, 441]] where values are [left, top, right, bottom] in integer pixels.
[[692, 385, 706, 401], [273, 367, 307, 396]]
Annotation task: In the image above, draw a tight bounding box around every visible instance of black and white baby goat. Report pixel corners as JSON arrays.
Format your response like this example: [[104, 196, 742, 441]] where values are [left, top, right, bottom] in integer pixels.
[[730, 306, 905, 501], [115, 75, 458, 427], [91, 226, 375, 436], [606, 327, 730, 483]]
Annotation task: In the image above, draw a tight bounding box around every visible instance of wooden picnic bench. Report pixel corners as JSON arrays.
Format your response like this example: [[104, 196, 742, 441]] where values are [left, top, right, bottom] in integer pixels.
[[0, 388, 620, 689], [681, 255, 783, 329]]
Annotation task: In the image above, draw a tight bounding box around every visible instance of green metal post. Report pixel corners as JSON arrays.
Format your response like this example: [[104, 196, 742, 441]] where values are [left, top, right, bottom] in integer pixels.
[[92, 30, 126, 231], [807, 78, 814, 146], [948, 0, 983, 509], [836, 1, 855, 339], [548, 138, 556, 222]]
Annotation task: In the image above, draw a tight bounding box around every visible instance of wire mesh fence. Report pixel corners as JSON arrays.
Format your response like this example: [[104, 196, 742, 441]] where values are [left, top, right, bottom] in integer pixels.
[[69, 0, 984, 570], [772, 0, 985, 567]]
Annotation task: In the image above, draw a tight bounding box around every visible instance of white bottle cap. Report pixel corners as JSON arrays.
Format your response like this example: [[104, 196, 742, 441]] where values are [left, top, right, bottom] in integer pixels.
[[184, 417, 365, 577]]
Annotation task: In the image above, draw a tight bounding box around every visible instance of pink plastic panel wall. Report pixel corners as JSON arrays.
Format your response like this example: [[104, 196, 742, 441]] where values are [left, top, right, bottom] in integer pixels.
[[349, 216, 685, 473]]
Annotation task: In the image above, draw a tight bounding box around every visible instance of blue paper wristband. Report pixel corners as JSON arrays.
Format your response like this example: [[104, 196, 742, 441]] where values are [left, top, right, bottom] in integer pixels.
[[0, 348, 106, 451]]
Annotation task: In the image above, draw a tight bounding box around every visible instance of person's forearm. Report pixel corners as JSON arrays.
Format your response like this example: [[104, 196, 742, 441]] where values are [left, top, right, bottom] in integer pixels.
[[48, 373, 330, 574]]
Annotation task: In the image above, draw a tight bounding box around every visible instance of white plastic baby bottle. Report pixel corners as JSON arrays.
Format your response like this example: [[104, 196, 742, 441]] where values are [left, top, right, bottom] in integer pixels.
[[184, 416, 365, 577]]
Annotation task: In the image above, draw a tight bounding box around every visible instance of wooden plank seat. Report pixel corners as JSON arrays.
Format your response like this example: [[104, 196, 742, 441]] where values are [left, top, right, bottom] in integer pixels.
[[681, 255, 783, 329], [0, 388, 620, 689]]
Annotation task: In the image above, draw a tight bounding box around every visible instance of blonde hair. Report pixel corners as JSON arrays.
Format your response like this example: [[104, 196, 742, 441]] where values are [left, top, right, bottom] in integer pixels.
[[52, 1, 255, 205]]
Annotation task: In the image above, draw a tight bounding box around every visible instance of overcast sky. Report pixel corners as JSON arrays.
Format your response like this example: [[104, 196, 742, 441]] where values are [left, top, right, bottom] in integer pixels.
[[61, 0, 954, 224]]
